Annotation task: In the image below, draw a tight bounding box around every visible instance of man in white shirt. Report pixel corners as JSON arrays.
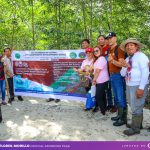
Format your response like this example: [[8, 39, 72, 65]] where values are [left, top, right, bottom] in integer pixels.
[[3, 48, 24, 103], [120, 38, 149, 136]]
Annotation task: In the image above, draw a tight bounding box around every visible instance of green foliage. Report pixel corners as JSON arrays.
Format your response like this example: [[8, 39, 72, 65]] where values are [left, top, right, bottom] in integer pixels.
[[0, 0, 150, 57]]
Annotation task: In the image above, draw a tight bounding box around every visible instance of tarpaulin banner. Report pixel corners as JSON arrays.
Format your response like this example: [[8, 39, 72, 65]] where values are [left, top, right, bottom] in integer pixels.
[[12, 50, 87, 101]]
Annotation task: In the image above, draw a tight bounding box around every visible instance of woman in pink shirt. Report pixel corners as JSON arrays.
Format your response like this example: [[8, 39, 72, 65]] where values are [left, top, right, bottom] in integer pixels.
[[92, 46, 109, 115]]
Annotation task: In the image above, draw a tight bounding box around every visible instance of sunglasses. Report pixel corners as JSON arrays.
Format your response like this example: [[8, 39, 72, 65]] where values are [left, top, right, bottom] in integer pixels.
[[93, 50, 99, 53]]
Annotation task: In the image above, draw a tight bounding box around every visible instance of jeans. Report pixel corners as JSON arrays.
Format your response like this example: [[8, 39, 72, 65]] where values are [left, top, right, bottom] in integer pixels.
[[110, 73, 126, 108], [0, 80, 6, 101], [106, 80, 113, 106]]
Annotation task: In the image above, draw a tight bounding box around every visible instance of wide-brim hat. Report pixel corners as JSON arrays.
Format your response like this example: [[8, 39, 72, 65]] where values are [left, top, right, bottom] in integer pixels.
[[120, 38, 143, 51]]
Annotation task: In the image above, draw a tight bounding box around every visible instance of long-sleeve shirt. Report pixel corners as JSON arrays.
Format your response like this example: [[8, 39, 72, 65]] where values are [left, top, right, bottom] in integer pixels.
[[120, 51, 149, 90]]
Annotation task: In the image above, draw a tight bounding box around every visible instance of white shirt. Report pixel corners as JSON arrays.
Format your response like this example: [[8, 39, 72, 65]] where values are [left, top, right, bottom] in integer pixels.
[[3, 56, 13, 78], [120, 51, 149, 89]]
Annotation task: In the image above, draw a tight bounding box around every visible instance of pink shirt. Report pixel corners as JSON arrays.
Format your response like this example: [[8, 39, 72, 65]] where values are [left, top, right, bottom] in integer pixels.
[[81, 58, 93, 70], [94, 56, 109, 83]]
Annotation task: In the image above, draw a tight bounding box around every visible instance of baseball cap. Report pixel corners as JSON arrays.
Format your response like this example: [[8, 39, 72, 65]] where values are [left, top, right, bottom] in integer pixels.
[[105, 32, 116, 39], [85, 47, 93, 53]]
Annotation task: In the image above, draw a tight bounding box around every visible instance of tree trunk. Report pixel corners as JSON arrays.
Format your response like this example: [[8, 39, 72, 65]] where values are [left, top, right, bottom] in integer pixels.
[[108, 0, 113, 31], [11, 2, 16, 49], [81, 0, 87, 38], [11, 23, 15, 49], [58, 0, 61, 50], [90, 0, 93, 44], [31, 0, 35, 50]]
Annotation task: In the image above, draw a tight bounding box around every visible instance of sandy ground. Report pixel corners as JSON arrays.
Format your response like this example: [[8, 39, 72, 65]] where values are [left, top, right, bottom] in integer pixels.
[[0, 97, 150, 141]]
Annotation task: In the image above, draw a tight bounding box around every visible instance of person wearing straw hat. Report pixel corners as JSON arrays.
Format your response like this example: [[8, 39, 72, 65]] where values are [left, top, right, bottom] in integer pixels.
[[120, 38, 149, 136]]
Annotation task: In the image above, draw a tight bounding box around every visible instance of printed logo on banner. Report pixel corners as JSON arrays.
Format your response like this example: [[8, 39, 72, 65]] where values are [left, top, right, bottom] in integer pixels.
[[15, 62, 28, 67], [79, 52, 86, 58], [15, 53, 21, 59], [69, 52, 77, 59]]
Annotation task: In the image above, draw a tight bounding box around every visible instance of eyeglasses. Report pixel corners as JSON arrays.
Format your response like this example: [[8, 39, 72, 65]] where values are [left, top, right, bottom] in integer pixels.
[[93, 50, 99, 53]]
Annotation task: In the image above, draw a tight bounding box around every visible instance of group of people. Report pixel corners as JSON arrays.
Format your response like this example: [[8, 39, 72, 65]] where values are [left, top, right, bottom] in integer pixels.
[[76, 32, 149, 136], [0, 32, 149, 137]]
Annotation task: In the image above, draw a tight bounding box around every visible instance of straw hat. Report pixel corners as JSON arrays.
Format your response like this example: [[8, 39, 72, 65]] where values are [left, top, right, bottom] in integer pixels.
[[120, 38, 143, 51]]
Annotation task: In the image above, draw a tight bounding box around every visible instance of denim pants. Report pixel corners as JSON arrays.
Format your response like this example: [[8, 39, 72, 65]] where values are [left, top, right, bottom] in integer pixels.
[[106, 80, 113, 106], [126, 85, 148, 115], [0, 80, 6, 101], [110, 73, 126, 108]]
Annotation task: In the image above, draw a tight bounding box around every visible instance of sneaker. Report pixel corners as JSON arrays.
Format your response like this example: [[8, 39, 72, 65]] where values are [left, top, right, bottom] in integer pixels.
[[46, 98, 55, 102], [84, 108, 92, 111], [18, 96, 23, 101], [8, 98, 12, 104], [55, 99, 61, 103], [1, 101, 7, 105], [106, 105, 113, 111], [92, 107, 99, 113], [101, 111, 106, 115]]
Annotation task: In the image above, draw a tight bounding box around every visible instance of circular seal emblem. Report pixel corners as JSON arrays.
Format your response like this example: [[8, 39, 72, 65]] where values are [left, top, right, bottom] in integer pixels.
[[69, 52, 77, 59], [79, 52, 86, 58], [15, 53, 21, 59]]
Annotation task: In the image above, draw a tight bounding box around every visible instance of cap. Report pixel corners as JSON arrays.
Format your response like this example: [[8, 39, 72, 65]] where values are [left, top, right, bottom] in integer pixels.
[[85, 47, 93, 53], [105, 32, 116, 39]]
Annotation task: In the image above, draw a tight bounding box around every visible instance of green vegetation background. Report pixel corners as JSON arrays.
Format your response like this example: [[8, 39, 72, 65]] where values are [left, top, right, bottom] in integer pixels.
[[0, 0, 150, 57]]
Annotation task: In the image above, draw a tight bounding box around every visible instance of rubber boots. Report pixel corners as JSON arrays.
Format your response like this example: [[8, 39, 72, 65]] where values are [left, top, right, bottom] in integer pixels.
[[123, 114, 143, 136], [126, 113, 143, 129], [113, 107, 127, 126]]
